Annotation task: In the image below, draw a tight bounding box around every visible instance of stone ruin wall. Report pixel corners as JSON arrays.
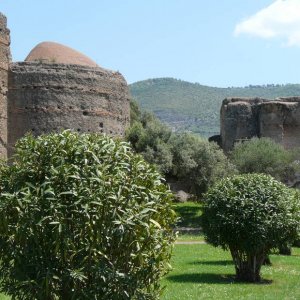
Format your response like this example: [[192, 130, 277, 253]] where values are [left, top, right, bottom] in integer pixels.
[[220, 97, 300, 152], [8, 62, 130, 157], [0, 12, 130, 158], [0, 13, 11, 157]]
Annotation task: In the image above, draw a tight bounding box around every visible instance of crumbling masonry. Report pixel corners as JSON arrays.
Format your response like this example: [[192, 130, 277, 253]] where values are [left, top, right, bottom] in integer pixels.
[[218, 97, 300, 152], [0, 13, 130, 158], [0, 13, 11, 157]]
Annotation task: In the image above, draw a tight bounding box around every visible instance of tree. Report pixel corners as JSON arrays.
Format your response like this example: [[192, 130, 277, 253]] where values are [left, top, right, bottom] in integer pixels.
[[129, 99, 141, 125], [126, 101, 235, 198], [202, 174, 300, 282], [0, 131, 176, 299], [170, 133, 236, 196], [230, 137, 298, 184], [126, 108, 173, 174]]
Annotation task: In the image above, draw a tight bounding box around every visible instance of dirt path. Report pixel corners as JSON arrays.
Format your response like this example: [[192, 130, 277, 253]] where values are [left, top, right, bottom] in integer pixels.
[[175, 241, 206, 245]]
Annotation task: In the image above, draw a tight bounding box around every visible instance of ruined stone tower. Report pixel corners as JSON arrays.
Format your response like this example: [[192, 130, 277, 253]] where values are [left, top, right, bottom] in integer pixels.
[[0, 13, 130, 158], [0, 13, 11, 157], [219, 97, 300, 151], [8, 42, 130, 157]]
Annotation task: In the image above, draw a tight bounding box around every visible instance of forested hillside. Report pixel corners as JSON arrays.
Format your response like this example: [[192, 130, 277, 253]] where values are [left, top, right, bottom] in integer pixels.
[[129, 78, 300, 137]]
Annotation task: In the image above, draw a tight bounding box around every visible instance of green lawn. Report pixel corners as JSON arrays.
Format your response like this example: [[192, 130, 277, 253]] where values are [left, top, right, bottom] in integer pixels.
[[174, 201, 203, 228], [176, 234, 204, 242], [162, 244, 300, 300], [174, 201, 204, 242]]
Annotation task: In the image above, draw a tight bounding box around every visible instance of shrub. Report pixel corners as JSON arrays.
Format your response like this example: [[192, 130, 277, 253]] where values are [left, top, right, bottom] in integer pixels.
[[0, 131, 176, 299], [170, 133, 236, 196], [202, 174, 300, 282], [230, 137, 298, 184]]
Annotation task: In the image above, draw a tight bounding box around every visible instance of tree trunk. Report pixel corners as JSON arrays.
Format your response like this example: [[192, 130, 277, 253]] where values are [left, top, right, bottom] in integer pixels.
[[235, 260, 261, 282], [279, 244, 291, 255], [230, 248, 266, 282], [263, 255, 272, 265]]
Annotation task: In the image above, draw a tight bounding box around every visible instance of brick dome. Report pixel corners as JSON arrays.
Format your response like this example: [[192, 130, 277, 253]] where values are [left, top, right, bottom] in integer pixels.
[[25, 41, 99, 67]]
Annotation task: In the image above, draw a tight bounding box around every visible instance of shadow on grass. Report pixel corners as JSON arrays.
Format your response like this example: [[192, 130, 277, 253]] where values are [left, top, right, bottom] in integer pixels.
[[190, 260, 233, 266], [166, 273, 235, 284], [174, 205, 202, 228], [166, 273, 273, 285]]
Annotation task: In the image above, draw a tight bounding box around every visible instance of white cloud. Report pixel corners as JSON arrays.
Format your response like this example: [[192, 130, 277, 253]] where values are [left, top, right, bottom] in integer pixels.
[[234, 0, 300, 47]]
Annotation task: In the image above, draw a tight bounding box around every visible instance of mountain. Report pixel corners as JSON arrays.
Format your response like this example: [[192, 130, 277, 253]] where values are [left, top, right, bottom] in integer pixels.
[[129, 78, 300, 137]]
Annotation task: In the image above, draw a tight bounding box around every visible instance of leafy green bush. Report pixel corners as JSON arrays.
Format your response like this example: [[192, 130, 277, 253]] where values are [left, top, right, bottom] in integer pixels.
[[202, 174, 300, 282], [230, 137, 298, 183], [170, 133, 236, 196], [0, 131, 176, 299]]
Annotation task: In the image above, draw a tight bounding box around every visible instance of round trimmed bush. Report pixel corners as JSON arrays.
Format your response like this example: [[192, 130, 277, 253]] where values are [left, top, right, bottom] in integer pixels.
[[202, 174, 300, 282], [0, 131, 176, 299]]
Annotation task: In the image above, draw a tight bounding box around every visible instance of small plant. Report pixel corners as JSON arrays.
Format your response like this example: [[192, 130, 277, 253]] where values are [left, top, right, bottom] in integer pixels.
[[0, 131, 176, 299], [202, 174, 300, 282]]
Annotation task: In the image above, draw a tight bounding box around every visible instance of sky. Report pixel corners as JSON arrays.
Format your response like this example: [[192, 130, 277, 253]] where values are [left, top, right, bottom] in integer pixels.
[[2, 0, 300, 87]]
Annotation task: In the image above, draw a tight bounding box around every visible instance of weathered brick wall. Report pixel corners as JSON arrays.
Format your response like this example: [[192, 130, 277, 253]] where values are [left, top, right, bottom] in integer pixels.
[[220, 97, 300, 151], [0, 13, 10, 158], [8, 62, 130, 156]]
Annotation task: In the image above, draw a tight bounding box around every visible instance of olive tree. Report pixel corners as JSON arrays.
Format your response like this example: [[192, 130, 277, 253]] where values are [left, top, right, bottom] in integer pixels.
[[230, 137, 298, 184], [202, 174, 300, 282], [170, 133, 236, 196], [0, 131, 176, 300], [126, 111, 173, 174]]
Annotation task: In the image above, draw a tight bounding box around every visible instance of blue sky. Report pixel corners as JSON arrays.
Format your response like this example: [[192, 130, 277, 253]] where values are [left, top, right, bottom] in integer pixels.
[[2, 0, 300, 87]]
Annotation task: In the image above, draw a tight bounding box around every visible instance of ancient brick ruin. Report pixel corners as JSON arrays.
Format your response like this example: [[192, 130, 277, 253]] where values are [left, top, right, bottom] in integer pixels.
[[1, 13, 130, 158], [218, 97, 300, 152], [0, 13, 11, 157]]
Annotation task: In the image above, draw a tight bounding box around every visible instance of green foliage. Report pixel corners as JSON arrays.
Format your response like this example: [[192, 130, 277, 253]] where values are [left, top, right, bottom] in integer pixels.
[[126, 108, 173, 174], [129, 99, 141, 125], [230, 137, 298, 183], [170, 133, 236, 196], [202, 174, 300, 282], [127, 101, 234, 197], [0, 131, 176, 300], [130, 77, 300, 136]]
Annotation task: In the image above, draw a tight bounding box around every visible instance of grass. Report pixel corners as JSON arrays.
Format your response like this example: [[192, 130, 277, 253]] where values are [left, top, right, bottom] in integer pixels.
[[173, 201, 202, 228], [162, 244, 300, 300], [176, 234, 204, 242], [2, 245, 299, 299], [174, 201, 204, 242]]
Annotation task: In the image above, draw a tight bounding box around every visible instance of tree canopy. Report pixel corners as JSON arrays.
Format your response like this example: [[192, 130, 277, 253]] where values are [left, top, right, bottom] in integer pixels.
[[202, 174, 300, 282]]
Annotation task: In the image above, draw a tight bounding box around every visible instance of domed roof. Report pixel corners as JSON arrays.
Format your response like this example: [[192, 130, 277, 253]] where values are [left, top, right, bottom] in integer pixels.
[[25, 41, 99, 67]]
